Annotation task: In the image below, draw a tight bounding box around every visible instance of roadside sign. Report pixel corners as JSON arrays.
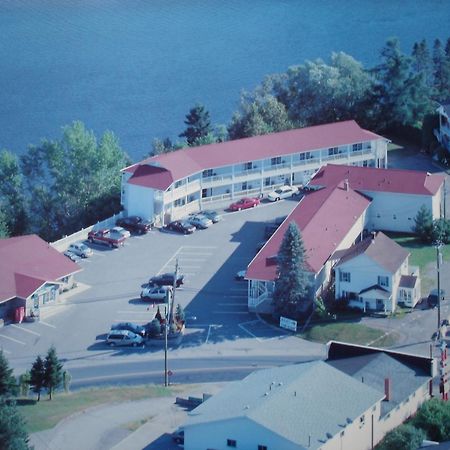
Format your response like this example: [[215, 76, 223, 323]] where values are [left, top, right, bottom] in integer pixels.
[[280, 316, 297, 332]]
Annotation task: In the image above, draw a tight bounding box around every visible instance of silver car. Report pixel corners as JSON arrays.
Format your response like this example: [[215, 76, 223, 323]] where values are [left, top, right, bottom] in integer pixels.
[[140, 285, 172, 302], [106, 329, 144, 347], [188, 214, 213, 229], [68, 242, 93, 258]]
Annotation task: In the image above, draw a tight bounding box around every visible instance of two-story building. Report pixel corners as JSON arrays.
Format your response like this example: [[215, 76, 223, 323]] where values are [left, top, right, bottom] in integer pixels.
[[121, 121, 388, 225]]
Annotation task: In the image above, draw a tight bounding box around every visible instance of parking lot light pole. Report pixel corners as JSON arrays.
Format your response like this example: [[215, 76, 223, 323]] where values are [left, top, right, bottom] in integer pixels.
[[164, 296, 169, 387], [435, 241, 442, 338]]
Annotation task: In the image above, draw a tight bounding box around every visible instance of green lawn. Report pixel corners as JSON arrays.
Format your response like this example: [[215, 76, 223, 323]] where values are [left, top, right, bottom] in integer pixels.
[[18, 385, 171, 434], [299, 322, 397, 347]]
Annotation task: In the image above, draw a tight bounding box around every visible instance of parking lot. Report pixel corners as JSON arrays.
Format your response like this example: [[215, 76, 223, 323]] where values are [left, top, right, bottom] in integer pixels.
[[1, 198, 299, 372]]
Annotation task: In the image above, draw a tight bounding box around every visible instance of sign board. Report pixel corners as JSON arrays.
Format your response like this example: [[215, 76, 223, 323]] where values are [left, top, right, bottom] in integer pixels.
[[280, 316, 297, 332]]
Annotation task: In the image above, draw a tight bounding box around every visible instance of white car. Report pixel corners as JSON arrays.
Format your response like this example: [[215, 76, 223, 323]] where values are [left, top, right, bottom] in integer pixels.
[[141, 285, 173, 302], [188, 214, 213, 229], [110, 226, 131, 239], [267, 185, 299, 201], [68, 242, 93, 258]]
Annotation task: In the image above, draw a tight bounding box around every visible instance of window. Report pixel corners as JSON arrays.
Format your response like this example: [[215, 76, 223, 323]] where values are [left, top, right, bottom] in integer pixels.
[[242, 181, 247, 191], [202, 169, 213, 177], [258, 446, 268, 450], [352, 143, 363, 152], [227, 439, 237, 447], [201, 188, 208, 198], [271, 156, 281, 166], [299, 152, 311, 161], [264, 177, 271, 186], [378, 276, 389, 287], [244, 161, 253, 170], [359, 414, 365, 427], [340, 271, 351, 282], [174, 180, 183, 188], [328, 147, 339, 155], [174, 198, 185, 207]]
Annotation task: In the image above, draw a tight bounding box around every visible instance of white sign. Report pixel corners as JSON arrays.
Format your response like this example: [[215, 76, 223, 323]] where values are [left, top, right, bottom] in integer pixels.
[[280, 316, 297, 332]]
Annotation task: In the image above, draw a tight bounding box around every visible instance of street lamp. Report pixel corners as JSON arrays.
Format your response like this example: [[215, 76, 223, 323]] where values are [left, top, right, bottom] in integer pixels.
[[434, 240, 443, 339]]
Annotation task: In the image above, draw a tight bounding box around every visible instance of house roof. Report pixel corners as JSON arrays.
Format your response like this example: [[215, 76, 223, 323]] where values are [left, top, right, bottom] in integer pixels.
[[185, 360, 383, 449], [246, 184, 371, 279], [399, 274, 418, 289], [359, 285, 391, 299], [0, 235, 81, 302], [309, 164, 444, 196], [124, 121, 385, 190], [336, 231, 409, 274]]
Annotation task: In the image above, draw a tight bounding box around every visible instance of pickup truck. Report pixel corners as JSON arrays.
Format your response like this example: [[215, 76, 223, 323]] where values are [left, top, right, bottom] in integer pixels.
[[87, 229, 126, 248]]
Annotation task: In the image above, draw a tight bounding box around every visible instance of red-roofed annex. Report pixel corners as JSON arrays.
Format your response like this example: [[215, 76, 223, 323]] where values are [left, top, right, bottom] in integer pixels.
[[121, 121, 388, 225], [0, 235, 81, 322]]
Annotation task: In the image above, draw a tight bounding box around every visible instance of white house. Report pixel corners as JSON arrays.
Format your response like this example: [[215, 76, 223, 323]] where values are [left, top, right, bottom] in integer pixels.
[[435, 103, 450, 154], [334, 232, 421, 312], [121, 121, 388, 224], [182, 342, 434, 450]]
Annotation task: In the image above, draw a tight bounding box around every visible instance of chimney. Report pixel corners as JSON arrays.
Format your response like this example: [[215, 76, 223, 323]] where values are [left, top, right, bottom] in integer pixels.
[[384, 378, 392, 401], [344, 179, 349, 191]]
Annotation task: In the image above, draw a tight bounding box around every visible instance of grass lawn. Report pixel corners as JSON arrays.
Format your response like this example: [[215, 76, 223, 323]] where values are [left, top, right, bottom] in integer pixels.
[[299, 322, 397, 347], [18, 384, 171, 434]]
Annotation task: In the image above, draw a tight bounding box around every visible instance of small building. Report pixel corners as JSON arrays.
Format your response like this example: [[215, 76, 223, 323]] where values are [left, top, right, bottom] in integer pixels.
[[121, 121, 388, 225], [334, 231, 421, 312], [435, 103, 450, 154], [182, 342, 434, 450], [0, 235, 81, 322]]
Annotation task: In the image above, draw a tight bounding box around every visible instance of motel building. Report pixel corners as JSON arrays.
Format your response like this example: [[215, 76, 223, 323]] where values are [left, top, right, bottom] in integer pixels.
[[120, 120, 388, 225]]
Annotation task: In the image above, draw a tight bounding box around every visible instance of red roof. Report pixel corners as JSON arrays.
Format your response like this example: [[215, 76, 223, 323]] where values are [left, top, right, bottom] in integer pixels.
[[124, 121, 384, 190], [0, 235, 81, 302], [246, 185, 371, 280], [310, 164, 444, 196]]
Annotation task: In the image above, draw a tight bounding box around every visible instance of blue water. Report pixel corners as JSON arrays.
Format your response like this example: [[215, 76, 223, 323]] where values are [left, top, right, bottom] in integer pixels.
[[0, 0, 449, 162]]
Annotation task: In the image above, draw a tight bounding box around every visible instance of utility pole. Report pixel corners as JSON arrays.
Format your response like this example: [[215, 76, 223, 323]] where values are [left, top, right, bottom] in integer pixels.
[[436, 241, 442, 337], [164, 297, 168, 387], [164, 258, 178, 387]]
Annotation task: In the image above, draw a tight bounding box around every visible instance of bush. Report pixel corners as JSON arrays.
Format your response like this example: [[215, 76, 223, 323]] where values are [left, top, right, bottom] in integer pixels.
[[147, 319, 162, 337], [377, 424, 425, 450], [413, 398, 450, 441]]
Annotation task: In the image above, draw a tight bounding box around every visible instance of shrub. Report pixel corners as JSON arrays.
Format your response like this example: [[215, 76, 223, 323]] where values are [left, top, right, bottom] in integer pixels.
[[377, 423, 425, 450]]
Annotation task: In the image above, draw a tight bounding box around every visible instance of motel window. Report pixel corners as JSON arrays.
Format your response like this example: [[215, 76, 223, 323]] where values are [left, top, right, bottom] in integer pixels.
[[271, 156, 282, 165], [202, 169, 213, 177], [378, 276, 389, 287], [264, 177, 271, 186], [201, 189, 209, 198], [174, 180, 183, 188], [258, 446, 268, 450], [352, 143, 363, 152], [227, 439, 237, 447], [299, 152, 311, 161], [328, 147, 339, 156], [174, 198, 185, 207], [340, 271, 351, 283], [244, 161, 253, 170], [242, 181, 247, 190]]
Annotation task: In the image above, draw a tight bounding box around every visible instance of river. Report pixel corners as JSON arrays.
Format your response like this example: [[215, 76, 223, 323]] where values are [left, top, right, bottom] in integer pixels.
[[0, 0, 449, 162]]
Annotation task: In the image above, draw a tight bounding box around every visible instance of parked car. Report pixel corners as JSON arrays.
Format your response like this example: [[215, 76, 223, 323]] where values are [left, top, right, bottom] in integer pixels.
[[229, 197, 260, 211], [140, 285, 172, 302], [267, 185, 299, 201], [172, 427, 184, 444], [200, 210, 222, 223], [63, 250, 78, 261], [68, 242, 93, 258], [111, 322, 146, 337], [166, 220, 195, 234], [116, 216, 153, 234], [428, 289, 446, 308], [188, 214, 213, 229], [110, 226, 131, 239], [106, 329, 144, 347], [88, 229, 126, 248], [235, 270, 246, 280], [149, 272, 184, 288]]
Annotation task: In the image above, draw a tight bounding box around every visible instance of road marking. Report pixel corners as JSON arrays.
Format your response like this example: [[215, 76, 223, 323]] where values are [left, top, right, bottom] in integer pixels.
[[182, 245, 217, 249], [39, 321, 56, 329], [158, 246, 184, 275], [10, 324, 40, 336], [0, 334, 26, 345], [238, 323, 263, 342], [179, 265, 201, 269], [205, 325, 212, 343]]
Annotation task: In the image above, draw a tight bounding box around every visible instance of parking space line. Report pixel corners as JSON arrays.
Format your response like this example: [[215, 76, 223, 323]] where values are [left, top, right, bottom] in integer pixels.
[[0, 334, 26, 345], [117, 310, 150, 314], [10, 324, 40, 336], [39, 321, 56, 329], [182, 245, 217, 249], [238, 323, 263, 342], [179, 265, 201, 269]]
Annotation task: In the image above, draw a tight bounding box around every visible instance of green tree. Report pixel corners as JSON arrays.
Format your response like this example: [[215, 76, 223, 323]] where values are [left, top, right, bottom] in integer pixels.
[[147, 318, 162, 337], [432, 218, 450, 244], [179, 104, 213, 146], [44, 346, 63, 400], [375, 38, 432, 129], [0, 211, 9, 238], [18, 372, 30, 398], [0, 149, 27, 236], [411, 39, 433, 87], [273, 222, 310, 316], [433, 38, 450, 99], [377, 424, 425, 450], [151, 137, 175, 155], [175, 304, 185, 323], [413, 398, 450, 441], [0, 398, 30, 450], [413, 205, 434, 242], [21, 121, 130, 241], [0, 350, 16, 397], [29, 355, 45, 402], [62, 370, 72, 393]]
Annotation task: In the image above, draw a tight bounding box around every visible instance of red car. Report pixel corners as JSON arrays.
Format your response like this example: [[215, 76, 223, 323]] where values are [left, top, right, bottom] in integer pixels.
[[229, 197, 260, 211]]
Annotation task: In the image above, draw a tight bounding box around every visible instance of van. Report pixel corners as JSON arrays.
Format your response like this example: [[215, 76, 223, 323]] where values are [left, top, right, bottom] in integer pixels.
[[106, 329, 144, 347]]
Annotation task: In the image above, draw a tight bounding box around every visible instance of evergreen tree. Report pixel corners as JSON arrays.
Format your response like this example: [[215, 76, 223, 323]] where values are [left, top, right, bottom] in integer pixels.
[[151, 137, 175, 155], [433, 38, 450, 99], [44, 346, 63, 400], [179, 104, 212, 146], [0, 211, 9, 238], [175, 304, 185, 323], [29, 356, 45, 402], [273, 222, 310, 316], [0, 350, 16, 397], [413, 205, 434, 242], [432, 218, 450, 244], [411, 39, 433, 87], [0, 398, 30, 450]]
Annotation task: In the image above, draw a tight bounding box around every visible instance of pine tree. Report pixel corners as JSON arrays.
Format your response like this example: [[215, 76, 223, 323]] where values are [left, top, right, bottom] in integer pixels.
[[411, 39, 432, 87], [0, 398, 29, 450], [0, 349, 16, 397], [44, 346, 63, 400], [29, 356, 45, 402], [433, 38, 450, 99], [273, 222, 310, 316], [179, 104, 213, 146], [413, 205, 434, 242]]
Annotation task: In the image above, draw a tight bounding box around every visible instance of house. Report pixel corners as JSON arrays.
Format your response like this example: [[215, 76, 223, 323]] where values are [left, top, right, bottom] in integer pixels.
[[120, 121, 388, 225], [435, 103, 450, 154], [246, 164, 444, 314], [334, 231, 421, 312], [0, 235, 81, 322], [182, 342, 434, 450]]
